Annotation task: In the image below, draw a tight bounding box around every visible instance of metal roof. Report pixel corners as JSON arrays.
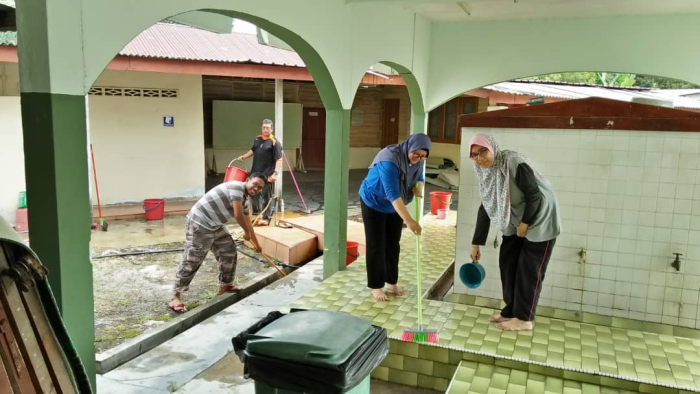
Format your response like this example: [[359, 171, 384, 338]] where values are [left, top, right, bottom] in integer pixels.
[[119, 23, 305, 67], [485, 81, 700, 110]]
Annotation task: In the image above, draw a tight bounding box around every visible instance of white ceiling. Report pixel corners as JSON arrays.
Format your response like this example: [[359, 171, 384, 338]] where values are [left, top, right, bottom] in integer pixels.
[[349, 0, 700, 22]]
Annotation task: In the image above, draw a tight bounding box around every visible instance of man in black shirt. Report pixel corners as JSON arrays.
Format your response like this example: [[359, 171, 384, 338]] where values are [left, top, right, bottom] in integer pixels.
[[237, 119, 282, 225]]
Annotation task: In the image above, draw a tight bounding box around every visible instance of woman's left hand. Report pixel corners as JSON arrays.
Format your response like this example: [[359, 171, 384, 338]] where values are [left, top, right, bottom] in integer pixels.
[[517, 222, 529, 237], [413, 182, 424, 198]]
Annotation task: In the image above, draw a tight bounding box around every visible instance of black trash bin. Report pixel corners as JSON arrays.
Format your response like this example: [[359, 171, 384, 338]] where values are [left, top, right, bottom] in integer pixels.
[[233, 309, 388, 394]]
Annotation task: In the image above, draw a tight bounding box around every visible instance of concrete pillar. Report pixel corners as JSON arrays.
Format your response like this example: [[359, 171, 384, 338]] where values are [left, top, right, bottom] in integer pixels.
[[15, 0, 95, 389], [409, 111, 428, 221], [323, 109, 351, 279]]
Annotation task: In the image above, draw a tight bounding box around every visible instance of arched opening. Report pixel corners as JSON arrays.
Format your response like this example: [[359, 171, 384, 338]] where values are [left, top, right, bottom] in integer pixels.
[[12, 5, 348, 389], [83, 12, 345, 360]]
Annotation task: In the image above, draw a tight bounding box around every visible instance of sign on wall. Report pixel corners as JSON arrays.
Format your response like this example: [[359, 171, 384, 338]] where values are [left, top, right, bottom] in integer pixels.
[[163, 116, 175, 127]]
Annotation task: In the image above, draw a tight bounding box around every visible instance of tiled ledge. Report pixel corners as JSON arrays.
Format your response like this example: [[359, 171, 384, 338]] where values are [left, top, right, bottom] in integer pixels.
[[383, 336, 700, 393], [291, 216, 700, 393], [446, 360, 644, 394]]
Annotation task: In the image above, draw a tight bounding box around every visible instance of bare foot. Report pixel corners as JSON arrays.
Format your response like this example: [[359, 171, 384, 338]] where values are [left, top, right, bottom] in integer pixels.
[[489, 314, 512, 323], [371, 288, 389, 301], [496, 318, 533, 331], [386, 284, 405, 296]]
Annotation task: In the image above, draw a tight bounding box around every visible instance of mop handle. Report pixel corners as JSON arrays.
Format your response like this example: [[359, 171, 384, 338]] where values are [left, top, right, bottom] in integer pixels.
[[90, 144, 103, 218], [281, 150, 309, 212], [250, 240, 287, 277], [415, 194, 423, 328]]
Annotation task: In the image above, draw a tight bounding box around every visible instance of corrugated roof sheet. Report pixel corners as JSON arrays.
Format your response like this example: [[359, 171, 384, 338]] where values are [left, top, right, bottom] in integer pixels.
[[485, 82, 700, 109], [0, 31, 16, 46], [119, 23, 305, 67]]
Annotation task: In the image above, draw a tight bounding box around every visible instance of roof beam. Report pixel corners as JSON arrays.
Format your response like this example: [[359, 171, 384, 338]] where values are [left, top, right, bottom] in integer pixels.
[[0, 46, 404, 85]]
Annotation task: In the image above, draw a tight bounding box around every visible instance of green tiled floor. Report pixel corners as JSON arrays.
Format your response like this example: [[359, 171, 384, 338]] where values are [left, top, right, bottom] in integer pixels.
[[443, 293, 700, 342], [291, 216, 700, 393], [447, 361, 641, 394]]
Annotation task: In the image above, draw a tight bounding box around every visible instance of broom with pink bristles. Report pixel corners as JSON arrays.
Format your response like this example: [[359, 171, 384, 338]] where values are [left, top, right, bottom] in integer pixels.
[[401, 194, 439, 343]]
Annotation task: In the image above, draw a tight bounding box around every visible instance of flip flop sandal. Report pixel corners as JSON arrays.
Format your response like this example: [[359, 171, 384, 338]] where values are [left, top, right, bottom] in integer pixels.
[[219, 285, 240, 293], [169, 303, 187, 313]]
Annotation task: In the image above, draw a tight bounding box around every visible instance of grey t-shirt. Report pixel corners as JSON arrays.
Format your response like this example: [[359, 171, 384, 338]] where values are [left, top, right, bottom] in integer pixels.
[[187, 181, 247, 230]]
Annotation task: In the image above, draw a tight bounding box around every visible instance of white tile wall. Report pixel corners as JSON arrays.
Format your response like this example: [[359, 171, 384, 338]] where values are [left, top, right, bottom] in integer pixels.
[[455, 128, 700, 329]]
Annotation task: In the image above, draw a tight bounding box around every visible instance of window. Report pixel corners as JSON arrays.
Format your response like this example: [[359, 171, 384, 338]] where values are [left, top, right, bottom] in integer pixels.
[[88, 86, 179, 98], [428, 96, 479, 144]]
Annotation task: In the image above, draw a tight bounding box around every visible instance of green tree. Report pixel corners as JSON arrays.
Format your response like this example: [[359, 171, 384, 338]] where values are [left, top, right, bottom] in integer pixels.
[[526, 72, 697, 89], [634, 75, 698, 89]]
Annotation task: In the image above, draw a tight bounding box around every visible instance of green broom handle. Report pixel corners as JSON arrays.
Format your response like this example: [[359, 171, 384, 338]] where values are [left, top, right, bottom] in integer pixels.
[[415, 193, 423, 328]]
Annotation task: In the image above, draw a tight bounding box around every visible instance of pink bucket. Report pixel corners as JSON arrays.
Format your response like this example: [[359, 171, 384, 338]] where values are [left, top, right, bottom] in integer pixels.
[[437, 209, 449, 220]]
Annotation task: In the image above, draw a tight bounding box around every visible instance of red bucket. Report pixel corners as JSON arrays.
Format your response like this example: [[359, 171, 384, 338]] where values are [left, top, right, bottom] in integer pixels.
[[430, 191, 452, 215], [346, 241, 360, 265], [143, 199, 165, 220], [224, 159, 248, 183]]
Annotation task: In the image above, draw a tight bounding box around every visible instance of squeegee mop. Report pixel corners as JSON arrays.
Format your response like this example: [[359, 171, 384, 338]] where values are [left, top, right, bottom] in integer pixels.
[[401, 194, 438, 343]]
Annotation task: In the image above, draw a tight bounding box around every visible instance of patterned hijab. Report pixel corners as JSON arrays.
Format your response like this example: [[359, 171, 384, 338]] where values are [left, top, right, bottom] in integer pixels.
[[469, 133, 539, 230], [370, 133, 431, 204]]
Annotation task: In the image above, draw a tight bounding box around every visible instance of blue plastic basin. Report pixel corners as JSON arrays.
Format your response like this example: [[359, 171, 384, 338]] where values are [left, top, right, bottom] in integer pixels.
[[459, 262, 485, 289]]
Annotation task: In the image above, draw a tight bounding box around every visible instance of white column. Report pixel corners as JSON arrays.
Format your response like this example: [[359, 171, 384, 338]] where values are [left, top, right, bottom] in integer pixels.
[[274, 79, 284, 201]]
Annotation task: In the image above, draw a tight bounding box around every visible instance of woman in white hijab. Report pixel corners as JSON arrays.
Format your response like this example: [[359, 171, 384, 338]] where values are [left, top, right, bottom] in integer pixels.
[[469, 133, 561, 331]]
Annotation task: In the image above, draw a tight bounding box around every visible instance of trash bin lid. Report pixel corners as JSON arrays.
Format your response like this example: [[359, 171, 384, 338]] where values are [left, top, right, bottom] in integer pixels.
[[246, 310, 374, 368]]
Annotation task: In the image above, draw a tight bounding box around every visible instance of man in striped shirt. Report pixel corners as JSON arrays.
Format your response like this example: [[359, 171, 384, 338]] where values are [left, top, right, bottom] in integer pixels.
[[169, 173, 266, 313]]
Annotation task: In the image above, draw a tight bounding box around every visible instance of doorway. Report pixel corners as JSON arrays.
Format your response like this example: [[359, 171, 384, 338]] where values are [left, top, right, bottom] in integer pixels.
[[381, 99, 400, 148], [301, 107, 326, 168]]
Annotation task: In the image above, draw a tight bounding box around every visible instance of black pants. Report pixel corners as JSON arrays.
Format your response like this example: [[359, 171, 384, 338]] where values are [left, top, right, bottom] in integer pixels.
[[499, 235, 556, 321], [361, 201, 404, 289], [251, 181, 274, 221]]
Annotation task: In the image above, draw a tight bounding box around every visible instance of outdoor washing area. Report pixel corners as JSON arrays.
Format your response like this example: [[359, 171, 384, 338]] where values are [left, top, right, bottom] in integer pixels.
[[6, 1, 700, 393]]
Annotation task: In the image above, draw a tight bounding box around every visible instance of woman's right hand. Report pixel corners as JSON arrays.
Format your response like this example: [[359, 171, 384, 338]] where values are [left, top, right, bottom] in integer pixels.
[[407, 220, 422, 235], [470, 245, 481, 262]]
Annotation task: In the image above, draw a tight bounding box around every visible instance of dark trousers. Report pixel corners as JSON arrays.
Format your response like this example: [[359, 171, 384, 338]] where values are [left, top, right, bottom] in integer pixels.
[[251, 181, 274, 221], [499, 235, 556, 321], [361, 201, 404, 289]]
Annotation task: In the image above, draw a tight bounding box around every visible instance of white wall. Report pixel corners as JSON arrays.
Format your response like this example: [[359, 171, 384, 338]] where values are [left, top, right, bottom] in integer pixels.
[[0, 67, 206, 223], [349, 147, 380, 170], [456, 127, 700, 329], [432, 143, 461, 169], [88, 70, 205, 204], [0, 97, 24, 225]]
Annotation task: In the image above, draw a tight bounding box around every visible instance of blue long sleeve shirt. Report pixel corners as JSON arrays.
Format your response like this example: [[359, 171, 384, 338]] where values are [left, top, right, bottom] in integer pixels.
[[359, 161, 424, 214]]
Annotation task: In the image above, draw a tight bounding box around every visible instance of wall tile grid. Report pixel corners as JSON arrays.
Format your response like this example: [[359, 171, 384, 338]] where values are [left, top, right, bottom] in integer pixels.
[[456, 127, 700, 329]]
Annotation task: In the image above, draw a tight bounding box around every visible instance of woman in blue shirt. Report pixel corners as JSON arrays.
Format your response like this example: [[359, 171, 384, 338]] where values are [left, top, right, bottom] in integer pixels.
[[360, 133, 431, 301]]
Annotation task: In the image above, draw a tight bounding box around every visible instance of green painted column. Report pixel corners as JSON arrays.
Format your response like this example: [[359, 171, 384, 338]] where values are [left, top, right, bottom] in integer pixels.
[[16, 0, 95, 389], [323, 109, 351, 279], [409, 111, 428, 221], [20, 94, 94, 385]]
